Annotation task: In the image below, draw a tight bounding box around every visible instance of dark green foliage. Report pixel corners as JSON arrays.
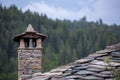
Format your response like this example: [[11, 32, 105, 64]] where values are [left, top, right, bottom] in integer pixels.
[[112, 68, 120, 80], [0, 4, 120, 79]]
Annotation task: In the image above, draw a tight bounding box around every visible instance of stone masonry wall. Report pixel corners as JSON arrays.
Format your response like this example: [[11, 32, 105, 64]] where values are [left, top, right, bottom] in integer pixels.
[[18, 48, 42, 80]]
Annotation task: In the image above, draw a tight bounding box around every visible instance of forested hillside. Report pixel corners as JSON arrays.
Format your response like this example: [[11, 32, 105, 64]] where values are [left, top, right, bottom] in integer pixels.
[[0, 4, 120, 80]]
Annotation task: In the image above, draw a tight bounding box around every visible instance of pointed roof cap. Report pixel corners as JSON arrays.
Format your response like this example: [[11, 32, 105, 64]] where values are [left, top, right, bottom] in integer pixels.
[[26, 24, 35, 32], [13, 24, 47, 42]]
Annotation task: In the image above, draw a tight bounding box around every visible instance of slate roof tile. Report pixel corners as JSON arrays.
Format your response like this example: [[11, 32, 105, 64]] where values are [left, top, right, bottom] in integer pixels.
[[80, 75, 104, 80], [27, 43, 120, 80]]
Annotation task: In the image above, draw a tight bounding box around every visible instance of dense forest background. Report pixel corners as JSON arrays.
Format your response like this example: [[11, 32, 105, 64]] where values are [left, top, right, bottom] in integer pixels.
[[0, 4, 120, 80]]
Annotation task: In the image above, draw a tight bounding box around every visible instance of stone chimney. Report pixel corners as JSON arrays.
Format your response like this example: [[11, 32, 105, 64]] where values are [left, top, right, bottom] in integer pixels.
[[13, 24, 47, 80]]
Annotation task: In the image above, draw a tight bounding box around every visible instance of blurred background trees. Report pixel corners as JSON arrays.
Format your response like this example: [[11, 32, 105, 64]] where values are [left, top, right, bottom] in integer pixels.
[[0, 4, 120, 80]]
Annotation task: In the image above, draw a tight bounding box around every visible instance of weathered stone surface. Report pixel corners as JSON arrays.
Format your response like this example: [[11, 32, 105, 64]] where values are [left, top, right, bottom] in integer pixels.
[[88, 64, 105, 69], [18, 49, 42, 80], [31, 65, 41, 70], [63, 69, 78, 75], [93, 73, 112, 78], [112, 60, 120, 63], [73, 66, 88, 70], [87, 68, 104, 72], [106, 43, 120, 50], [81, 75, 103, 80], [105, 78, 113, 80], [51, 77, 66, 80], [20, 74, 31, 79], [65, 75, 82, 79], [64, 79, 76, 80], [32, 72, 42, 77], [27, 43, 120, 80], [100, 71, 111, 75], [90, 60, 108, 66], [96, 49, 114, 54], [110, 62, 120, 67], [96, 56, 112, 61], [111, 52, 120, 57], [89, 53, 107, 58], [75, 70, 95, 75], [62, 72, 71, 76], [32, 53, 42, 58], [43, 72, 62, 76], [75, 58, 93, 64], [50, 68, 67, 72], [28, 76, 50, 80]]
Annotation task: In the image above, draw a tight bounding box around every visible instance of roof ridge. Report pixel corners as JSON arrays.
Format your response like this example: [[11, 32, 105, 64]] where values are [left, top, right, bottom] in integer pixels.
[[106, 42, 120, 50]]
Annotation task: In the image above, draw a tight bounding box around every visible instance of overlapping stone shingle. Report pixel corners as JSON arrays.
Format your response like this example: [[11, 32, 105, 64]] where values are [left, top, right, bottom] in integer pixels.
[[27, 43, 120, 80]]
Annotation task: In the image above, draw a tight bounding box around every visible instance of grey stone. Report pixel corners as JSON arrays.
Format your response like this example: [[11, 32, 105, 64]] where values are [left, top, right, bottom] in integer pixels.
[[75, 58, 93, 64], [65, 75, 82, 79], [51, 77, 66, 80], [18, 49, 42, 80], [74, 66, 88, 70], [65, 79, 75, 80], [100, 71, 111, 75], [21, 74, 32, 79], [88, 64, 105, 69], [63, 69, 78, 75], [105, 78, 113, 80], [81, 75, 103, 80], [89, 53, 107, 58], [110, 62, 120, 67], [33, 53, 41, 58], [28, 76, 49, 80], [87, 68, 104, 72], [93, 73, 112, 78], [112, 57, 120, 63], [96, 56, 112, 61], [111, 52, 120, 57], [75, 70, 95, 75], [90, 60, 108, 66], [62, 72, 71, 76]]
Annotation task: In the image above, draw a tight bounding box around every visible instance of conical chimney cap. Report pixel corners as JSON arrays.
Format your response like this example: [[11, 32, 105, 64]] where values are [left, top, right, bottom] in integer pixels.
[[26, 24, 35, 32], [13, 24, 47, 42]]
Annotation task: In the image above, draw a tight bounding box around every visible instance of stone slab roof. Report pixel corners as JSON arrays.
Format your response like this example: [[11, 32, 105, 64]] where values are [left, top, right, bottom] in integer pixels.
[[13, 24, 47, 42], [28, 42, 120, 80]]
